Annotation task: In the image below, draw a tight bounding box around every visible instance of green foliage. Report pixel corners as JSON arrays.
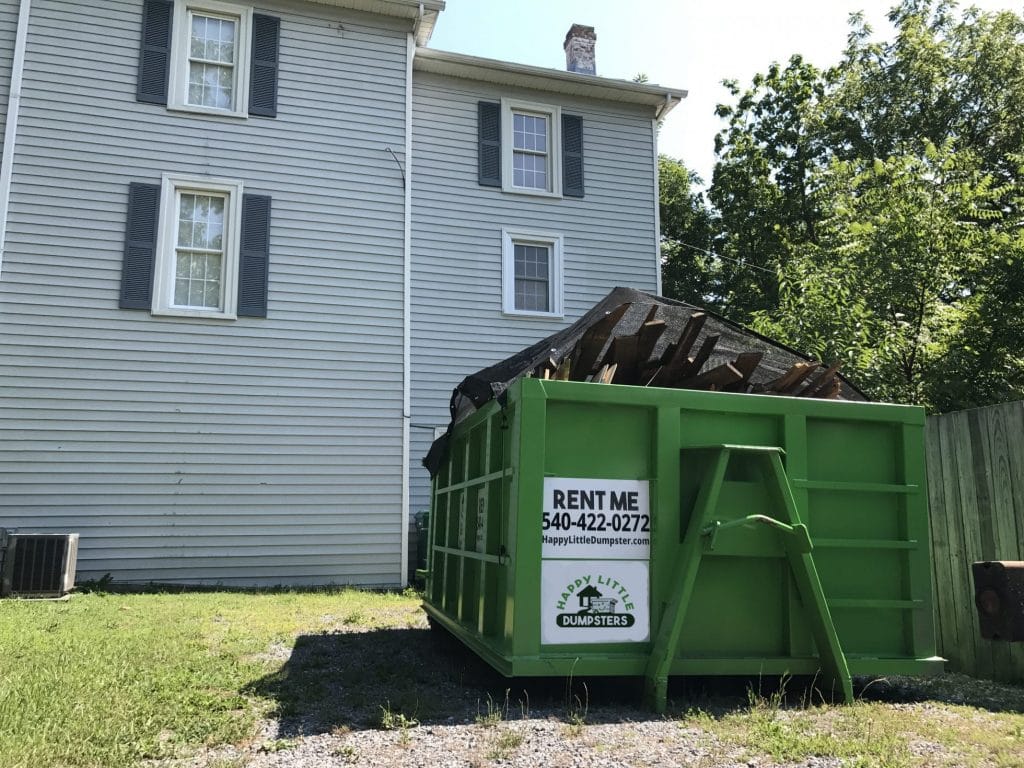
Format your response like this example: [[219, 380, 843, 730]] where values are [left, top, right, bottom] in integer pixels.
[[708, 55, 828, 322], [663, 0, 1024, 410], [658, 156, 719, 308], [753, 143, 1024, 406]]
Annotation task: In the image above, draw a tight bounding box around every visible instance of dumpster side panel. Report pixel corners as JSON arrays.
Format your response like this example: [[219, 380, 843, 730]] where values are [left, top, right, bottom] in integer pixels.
[[425, 378, 937, 682], [425, 396, 516, 670]]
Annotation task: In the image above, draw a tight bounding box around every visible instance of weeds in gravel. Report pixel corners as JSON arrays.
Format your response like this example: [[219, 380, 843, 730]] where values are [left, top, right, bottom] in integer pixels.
[[563, 662, 589, 735], [487, 728, 525, 760], [565, 683, 589, 735], [332, 744, 359, 762], [378, 701, 420, 731], [476, 690, 510, 727], [205, 759, 247, 768], [258, 738, 297, 753]]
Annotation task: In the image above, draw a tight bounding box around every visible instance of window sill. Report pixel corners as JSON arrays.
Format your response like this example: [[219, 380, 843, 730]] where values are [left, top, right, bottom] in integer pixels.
[[501, 186, 563, 200], [501, 309, 565, 321], [166, 103, 249, 120], [152, 308, 238, 321]]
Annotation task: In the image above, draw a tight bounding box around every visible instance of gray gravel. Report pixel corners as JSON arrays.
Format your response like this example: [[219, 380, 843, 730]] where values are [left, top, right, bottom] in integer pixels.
[[155, 616, 1024, 768]]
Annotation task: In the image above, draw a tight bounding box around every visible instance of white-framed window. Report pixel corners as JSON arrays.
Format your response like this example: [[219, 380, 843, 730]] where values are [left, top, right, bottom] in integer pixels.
[[501, 99, 561, 197], [168, 0, 252, 117], [501, 229, 564, 318], [152, 174, 244, 319]]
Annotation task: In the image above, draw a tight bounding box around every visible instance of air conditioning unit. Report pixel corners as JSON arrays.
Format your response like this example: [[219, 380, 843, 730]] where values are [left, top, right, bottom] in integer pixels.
[[0, 532, 80, 598]]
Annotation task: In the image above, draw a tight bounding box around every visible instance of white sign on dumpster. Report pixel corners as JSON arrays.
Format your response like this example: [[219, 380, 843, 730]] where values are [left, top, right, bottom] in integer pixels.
[[540, 477, 651, 560], [540, 477, 651, 644]]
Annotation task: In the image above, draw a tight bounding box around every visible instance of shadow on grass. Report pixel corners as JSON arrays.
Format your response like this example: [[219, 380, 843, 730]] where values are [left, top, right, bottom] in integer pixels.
[[239, 625, 866, 736], [241, 624, 1024, 737], [242, 626, 681, 736]]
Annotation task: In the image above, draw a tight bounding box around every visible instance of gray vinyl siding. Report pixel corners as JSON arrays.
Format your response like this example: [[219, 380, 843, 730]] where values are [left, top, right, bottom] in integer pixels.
[[0, 0, 19, 163], [409, 71, 660, 513], [0, 0, 410, 585]]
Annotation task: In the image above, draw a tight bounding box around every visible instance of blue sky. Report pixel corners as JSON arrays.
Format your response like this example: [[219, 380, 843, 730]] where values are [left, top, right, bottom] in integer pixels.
[[429, 0, 1021, 184]]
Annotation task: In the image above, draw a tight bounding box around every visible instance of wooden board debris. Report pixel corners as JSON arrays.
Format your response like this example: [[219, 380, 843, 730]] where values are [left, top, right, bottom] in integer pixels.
[[522, 304, 845, 400], [569, 303, 631, 382]]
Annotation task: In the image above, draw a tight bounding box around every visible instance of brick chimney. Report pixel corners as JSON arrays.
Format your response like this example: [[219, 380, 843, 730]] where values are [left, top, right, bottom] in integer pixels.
[[564, 24, 596, 75]]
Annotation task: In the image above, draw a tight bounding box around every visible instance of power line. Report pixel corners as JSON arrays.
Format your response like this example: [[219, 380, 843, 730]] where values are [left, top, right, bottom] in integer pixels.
[[677, 241, 778, 275]]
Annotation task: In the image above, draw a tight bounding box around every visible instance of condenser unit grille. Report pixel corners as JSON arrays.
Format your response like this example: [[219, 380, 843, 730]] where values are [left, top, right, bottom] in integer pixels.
[[1, 533, 79, 597]]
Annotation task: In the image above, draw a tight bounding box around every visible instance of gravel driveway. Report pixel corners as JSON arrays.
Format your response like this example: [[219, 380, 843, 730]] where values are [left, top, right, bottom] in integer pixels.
[[165, 622, 1024, 768]]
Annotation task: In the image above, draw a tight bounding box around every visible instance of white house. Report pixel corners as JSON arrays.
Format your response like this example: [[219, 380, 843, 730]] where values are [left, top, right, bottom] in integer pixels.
[[0, 0, 684, 586]]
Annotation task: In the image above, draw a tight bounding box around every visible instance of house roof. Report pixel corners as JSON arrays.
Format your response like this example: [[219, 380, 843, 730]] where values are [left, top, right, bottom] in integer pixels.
[[414, 47, 687, 119], [311, 0, 445, 45]]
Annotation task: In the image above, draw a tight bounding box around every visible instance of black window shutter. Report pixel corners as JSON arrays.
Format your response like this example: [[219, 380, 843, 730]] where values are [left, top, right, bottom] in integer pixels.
[[136, 0, 173, 105], [562, 114, 585, 198], [249, 15, 280, 117], [478, 101, 501, 187], [238, 194, 272, 317], [120, 182, 161, 310]]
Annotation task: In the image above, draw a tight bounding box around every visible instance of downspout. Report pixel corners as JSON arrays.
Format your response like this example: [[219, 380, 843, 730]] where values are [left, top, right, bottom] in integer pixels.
[[412, 1, 424, 41], [652, 116, 662, 296], [654, 92, 677, 122], [400, 9, 420, 586], [0, 0, 32, 278]]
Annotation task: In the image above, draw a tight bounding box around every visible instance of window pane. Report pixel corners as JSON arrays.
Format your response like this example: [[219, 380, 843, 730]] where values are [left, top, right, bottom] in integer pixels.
[[512, 112, 547, 152], [191, 14, 236, 63], [177, 194, 225, 250], [174, 251, 223, 309], [514, 244, 549, 279], [513, 151, 547, 190], [190, 15, 207, 57], [187, 13, 236, 109], [173, 192, 226, 310], [515, 279, 549, 312], [187, 62, 234, 109], [513, 243, 551, 312]]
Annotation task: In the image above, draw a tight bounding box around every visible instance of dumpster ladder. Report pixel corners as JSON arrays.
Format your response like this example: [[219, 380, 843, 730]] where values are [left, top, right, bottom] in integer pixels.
[[642, 444, 854, 712]]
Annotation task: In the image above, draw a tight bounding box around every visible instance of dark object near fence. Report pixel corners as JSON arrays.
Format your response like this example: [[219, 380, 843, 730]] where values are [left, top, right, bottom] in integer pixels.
[[972, 561, 1024, 642]]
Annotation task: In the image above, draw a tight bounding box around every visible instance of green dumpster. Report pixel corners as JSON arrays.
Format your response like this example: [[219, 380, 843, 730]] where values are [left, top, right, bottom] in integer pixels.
[[423, 378, 941, 710]]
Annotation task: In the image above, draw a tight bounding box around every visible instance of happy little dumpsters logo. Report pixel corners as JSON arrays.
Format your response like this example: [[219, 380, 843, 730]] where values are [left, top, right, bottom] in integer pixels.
[[555, 574, 636, 628]]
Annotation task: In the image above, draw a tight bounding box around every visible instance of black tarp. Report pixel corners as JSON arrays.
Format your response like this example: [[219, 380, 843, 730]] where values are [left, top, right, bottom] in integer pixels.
[[424, 287, 866, 477]]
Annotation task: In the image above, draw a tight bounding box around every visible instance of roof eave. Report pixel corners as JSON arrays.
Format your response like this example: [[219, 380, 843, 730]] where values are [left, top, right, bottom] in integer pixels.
[[414, 47, 687, 113], [305, 0, 445, 45]]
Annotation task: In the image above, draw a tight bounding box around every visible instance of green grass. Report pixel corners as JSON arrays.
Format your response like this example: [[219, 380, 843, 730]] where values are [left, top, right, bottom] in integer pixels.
[[0, 588, 424, 768], [4, 590, 1023, 768], [676, 677, 1024, 768], [714, 690, 916, 768]]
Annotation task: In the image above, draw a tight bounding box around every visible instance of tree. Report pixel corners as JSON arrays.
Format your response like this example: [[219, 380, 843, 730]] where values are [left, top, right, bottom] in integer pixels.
[[683, 0, 1024, 410], [824, 2, 1024, 187], [708, 55, 827, 323], [657, 156, 718, 308], [752, 142, 1023, 407]]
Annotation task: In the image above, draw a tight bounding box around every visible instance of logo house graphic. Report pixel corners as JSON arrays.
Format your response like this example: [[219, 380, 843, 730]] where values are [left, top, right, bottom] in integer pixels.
[[555, 576, 637, 629]]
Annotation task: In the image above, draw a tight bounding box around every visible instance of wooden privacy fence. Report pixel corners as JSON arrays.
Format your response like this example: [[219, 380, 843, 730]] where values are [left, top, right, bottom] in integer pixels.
[[925, 400, 1024, 683]]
